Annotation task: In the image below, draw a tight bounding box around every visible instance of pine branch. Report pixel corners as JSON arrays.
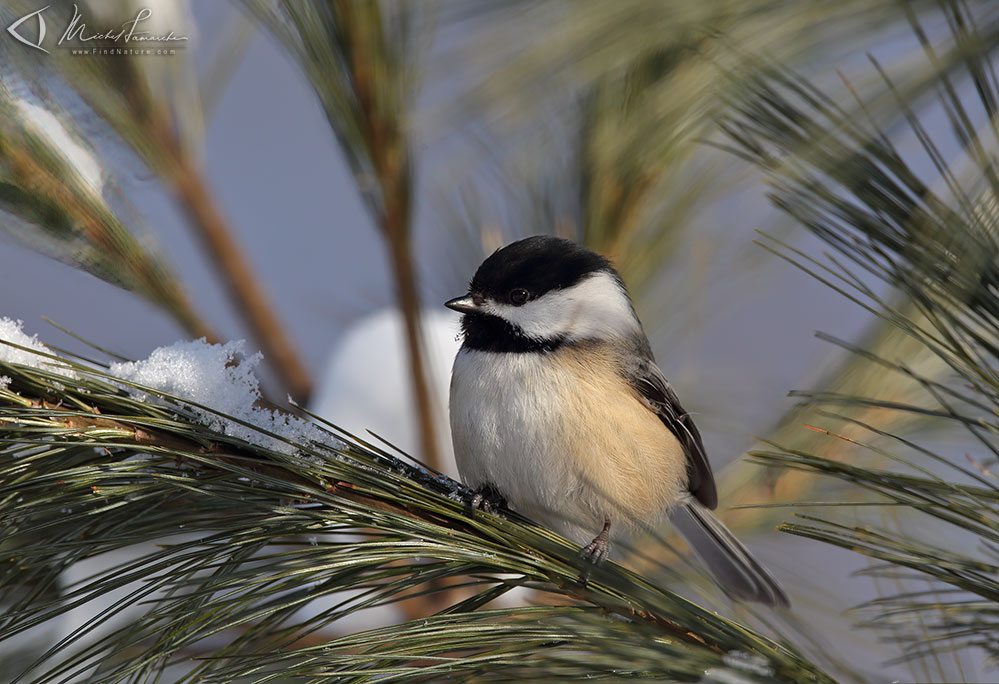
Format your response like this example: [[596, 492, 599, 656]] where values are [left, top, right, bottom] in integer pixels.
[[0, 328, 830, 683]]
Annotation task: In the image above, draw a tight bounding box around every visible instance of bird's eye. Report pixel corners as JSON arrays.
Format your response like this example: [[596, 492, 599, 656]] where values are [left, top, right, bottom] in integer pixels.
[[509, 288, 529, 306]]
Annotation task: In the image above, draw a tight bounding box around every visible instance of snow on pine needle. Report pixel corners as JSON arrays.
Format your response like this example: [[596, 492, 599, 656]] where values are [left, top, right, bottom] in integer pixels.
[[0, 318, 338, 456], [109, 338, 339, 455], [0, 317, 78, 381]]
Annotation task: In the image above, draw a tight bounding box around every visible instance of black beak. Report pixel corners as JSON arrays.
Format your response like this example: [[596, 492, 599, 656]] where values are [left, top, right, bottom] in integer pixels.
[[445, 295, 480, 314]]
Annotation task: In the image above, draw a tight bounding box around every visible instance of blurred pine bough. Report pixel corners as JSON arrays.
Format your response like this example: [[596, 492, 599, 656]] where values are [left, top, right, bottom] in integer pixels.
[[0, 63, 215, 344], [718, 5, 999, 661], [0, 0, 998, 681]]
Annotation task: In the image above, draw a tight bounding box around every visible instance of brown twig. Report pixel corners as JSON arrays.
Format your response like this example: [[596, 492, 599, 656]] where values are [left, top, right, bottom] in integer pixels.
[[78, 55, 310, 399], [342, 1, 441, 472], [149, 113, 313, 403], [339, 2, 444, 620], [383, 208, 441, 472]]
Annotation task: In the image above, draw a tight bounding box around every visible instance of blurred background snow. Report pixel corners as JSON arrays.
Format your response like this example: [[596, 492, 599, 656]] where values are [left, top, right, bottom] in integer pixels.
[[310, 308, 461, 475]]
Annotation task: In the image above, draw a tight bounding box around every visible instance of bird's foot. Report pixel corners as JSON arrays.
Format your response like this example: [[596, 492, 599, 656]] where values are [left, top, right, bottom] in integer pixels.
[[579, 518, 612, 564], [466, 484, 506, 518]]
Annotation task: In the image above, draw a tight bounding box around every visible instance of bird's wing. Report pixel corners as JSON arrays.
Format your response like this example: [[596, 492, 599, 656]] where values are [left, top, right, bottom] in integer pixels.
[[628, 357, 718, 510]]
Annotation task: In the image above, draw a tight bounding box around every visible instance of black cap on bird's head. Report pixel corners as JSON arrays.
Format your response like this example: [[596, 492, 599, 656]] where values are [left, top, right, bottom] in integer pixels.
[[445, 236, 612, 313], [445, 236, 638, 353]]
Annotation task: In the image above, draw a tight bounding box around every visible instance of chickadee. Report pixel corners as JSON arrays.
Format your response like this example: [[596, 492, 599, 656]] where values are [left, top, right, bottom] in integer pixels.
[[445, 236, 788, 607]]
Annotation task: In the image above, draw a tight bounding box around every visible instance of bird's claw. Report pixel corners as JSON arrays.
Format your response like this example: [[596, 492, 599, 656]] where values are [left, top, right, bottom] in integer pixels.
[[466, 484, 506, 518], [579, 517, 612, 565], [579, 536, 610, 564]]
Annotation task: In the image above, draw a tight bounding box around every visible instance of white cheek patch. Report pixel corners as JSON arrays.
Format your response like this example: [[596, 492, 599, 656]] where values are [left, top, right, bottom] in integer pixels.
[[483, 271, 640, 343]]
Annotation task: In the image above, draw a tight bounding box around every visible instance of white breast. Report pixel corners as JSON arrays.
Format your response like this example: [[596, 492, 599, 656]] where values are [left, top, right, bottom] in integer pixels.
[[448, 346, 688, 543]]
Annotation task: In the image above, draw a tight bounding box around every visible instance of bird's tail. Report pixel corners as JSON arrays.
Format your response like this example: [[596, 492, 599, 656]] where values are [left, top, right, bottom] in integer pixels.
[[669, 499, 789, 608]]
